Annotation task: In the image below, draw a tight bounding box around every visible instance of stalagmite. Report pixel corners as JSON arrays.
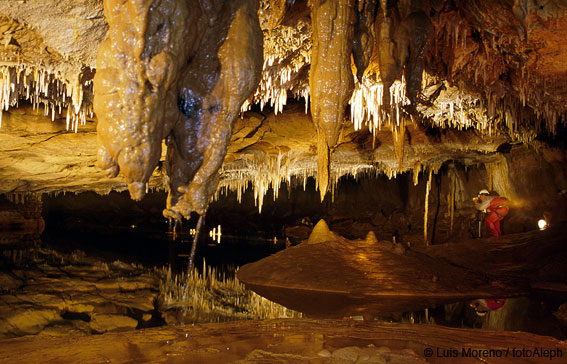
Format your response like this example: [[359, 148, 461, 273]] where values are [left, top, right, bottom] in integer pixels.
[[308, 0, 356, 201], [489, 158, 518, 201], [186, 212, 205, 285], [424, 168, 432, 245], [487, 162, 494, 192]]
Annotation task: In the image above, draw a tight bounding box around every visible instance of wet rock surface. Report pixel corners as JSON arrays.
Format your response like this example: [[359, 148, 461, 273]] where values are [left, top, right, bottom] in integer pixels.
[[0, 248, 161, 338], [0, 318, 565, 364]]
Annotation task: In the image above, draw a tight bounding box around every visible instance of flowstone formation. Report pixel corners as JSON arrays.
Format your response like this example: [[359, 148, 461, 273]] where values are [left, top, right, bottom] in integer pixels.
[[93, 0, 263, 219]]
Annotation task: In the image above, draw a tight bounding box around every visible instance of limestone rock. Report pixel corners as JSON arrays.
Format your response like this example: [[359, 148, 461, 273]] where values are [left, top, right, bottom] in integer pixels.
[[0, 307, 61, 337], [331, 346, 426, 364], [89, 314, 138, 333], [554, 303, 567, 327], [0, 273, 21, 291], [14, 292, 66, 311], [0, 248, 160, 338], [0, 0, 106, 67], [142, 313, 152, 322], [37, 320, 91, 337]]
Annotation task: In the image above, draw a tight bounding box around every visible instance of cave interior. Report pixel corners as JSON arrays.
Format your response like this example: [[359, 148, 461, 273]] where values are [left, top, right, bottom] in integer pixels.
[[1, 0, 567, 363]]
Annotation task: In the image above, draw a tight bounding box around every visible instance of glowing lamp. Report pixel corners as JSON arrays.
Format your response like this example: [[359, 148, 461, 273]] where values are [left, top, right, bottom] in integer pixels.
[[538, 219, 548, 230]]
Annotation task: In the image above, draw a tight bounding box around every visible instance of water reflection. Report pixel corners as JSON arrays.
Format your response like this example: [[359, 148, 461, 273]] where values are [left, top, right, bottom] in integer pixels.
[[404, 296, 567, 340], [3, 191, 564, 341], [208, 224, 221, 245]]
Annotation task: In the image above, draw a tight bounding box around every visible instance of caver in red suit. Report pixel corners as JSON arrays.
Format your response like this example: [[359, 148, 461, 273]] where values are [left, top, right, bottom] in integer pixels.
[[473, 190, 510, 237]]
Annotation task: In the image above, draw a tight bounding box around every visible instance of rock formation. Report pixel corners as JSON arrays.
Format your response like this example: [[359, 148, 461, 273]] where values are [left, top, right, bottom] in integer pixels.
[[94, 0, 263, 220], [0, 0, 566, 220]]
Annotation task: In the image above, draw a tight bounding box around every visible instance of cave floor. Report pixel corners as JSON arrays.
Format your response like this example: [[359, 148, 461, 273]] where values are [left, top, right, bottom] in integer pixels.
[[1, 318, 566, 364], [1, 213, 566, 363]]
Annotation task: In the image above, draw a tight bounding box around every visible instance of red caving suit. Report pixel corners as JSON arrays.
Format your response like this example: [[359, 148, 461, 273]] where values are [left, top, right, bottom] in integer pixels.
[[484, 196, 510, 237]]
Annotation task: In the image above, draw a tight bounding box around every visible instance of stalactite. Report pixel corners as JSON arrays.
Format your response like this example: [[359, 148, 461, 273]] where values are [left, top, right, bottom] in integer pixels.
[[0, 65, 92, 132], [95, 0, 263, 219], [352, 0, 377, 81], [424, 169, 432, 246], [349, 74, 409, 134], [309, 0, 356, 201], [412, 163, 421, 186], [449, 170, 456, 235], [316, 131, 330, 201], [403, 10, 431, 107], [392, 116, 405, 169], [242, 17, 311, 115], [375, 0, 402, 106], [215, 153, 388, 215]]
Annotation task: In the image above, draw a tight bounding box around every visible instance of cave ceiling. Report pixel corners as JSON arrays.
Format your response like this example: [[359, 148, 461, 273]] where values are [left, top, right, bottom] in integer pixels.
[[0, 0, 566, 216]]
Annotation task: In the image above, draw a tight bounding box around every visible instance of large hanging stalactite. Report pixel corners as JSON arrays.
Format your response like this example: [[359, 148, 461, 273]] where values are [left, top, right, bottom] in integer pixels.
[[401, 9, 431, 107], [352, 0, 377, 81], [392, 115, 406, 169], [163, 0, 263, 220], [374, 0, 403, 107], [373, 0, 432, 172], [94, 0, 202, 200], [94, 0, 262, 220], [308, 0, 356, 201]]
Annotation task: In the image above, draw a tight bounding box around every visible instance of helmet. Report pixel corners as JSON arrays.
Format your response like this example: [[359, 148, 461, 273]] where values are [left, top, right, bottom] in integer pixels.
[[478, 189, 490, 195]]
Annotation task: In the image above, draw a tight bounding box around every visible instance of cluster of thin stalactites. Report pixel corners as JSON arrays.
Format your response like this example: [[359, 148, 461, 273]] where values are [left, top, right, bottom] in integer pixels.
[[0, 64, 93, 132]]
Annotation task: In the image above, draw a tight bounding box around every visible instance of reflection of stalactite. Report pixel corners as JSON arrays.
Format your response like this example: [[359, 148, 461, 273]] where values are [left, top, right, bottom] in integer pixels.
[[1, 193, 44, 249]]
